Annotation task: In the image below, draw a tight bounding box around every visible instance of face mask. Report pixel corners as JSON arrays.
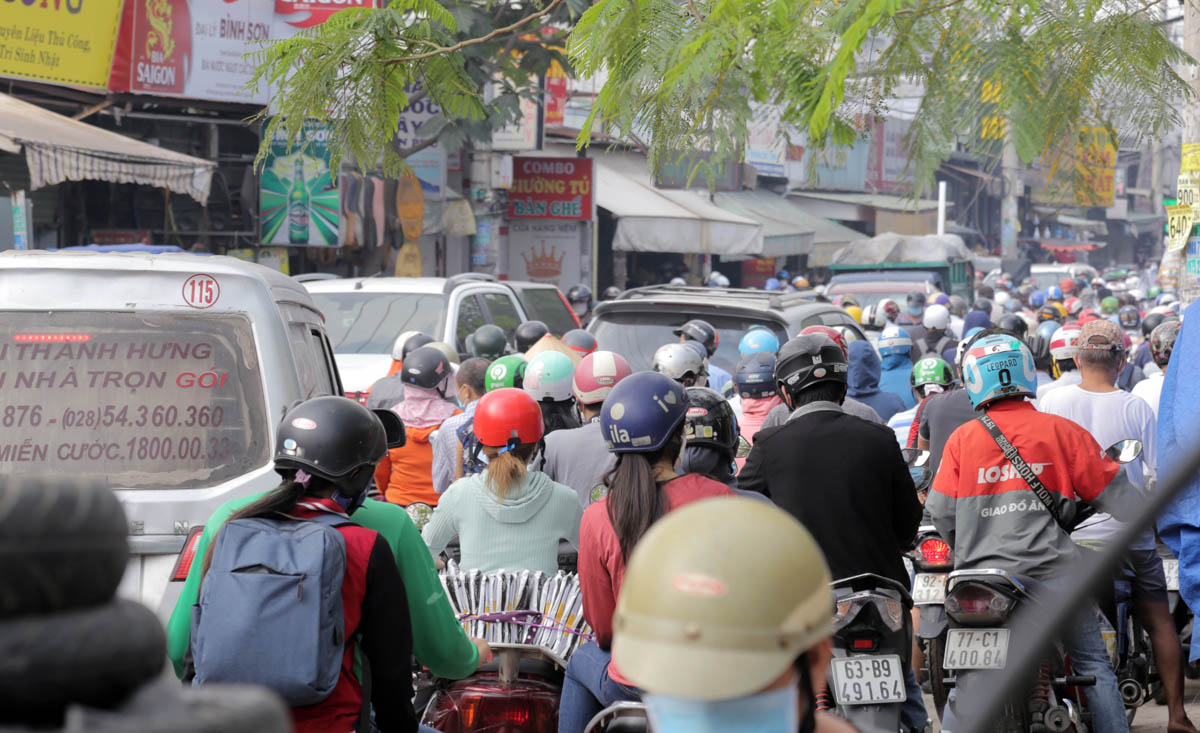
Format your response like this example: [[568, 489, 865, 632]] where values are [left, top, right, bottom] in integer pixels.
[[572, 301, 589, 316], [333, 466, 373, 514], [643, 685, 799, 733]]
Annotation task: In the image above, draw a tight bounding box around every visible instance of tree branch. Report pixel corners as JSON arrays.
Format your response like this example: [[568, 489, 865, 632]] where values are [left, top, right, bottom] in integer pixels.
[[393, 128, 446, 158], [384, 0, 565, 64]]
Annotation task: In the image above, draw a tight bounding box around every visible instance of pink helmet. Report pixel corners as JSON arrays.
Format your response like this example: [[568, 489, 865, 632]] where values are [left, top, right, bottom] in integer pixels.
[[573, 350, 633, 405]]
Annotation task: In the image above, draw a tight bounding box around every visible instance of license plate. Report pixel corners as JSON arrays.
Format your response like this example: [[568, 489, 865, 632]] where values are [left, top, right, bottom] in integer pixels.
[[944, 628, 1009, 669], [829, 655, 906, 705], [1164, 558, 1180, 592], [912, 573, 947, 605]]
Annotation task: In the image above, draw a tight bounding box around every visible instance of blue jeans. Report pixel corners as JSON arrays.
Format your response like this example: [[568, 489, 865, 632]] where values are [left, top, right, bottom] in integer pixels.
[[901, 659, 928, 732], [558, 642, 640, 733], [940, 576, 1128, 733]]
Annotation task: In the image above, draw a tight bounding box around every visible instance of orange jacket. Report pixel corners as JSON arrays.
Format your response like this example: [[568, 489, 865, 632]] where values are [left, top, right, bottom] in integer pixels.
[[374, 418, 459, 507]]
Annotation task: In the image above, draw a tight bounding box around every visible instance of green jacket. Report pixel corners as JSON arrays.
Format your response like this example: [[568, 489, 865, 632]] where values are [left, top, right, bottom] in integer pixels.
[[166, 493, 479, 680]]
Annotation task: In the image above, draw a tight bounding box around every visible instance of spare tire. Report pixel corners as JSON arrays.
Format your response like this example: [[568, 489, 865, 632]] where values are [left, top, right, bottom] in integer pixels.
[[0, 479, 128, 618], [64, 683, 291, 733], [0, 599, 165, 726]]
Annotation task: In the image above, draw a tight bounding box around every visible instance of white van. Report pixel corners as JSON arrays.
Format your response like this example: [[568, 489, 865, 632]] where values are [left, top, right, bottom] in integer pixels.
[[0, 251, 342, 618]]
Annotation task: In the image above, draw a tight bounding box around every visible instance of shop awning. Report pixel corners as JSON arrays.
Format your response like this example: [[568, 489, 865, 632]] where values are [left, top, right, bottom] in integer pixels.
[[0, 92, 214, 204], [712, 190, 815, 257], [593, 156, 762, 257], [786, 190, 944, 212]]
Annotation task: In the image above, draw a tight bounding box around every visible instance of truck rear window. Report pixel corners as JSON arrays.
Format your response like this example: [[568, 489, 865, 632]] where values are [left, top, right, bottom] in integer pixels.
[[512, 287, 578, 336], [590, 312, 786, 373], [311, 292, 447, 354], [0, 312, 269, 490]]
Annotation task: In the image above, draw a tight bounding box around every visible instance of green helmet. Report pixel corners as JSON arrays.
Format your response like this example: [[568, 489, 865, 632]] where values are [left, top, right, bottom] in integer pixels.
[[910, 356, 954, 388], [471, 324, 508, 361], [613, 498, 833, 701], [485, 355, 527, 391], [523, 350, 576, 402], [1101, 296, 1120, 315], [1148, 285, 1163, 300]]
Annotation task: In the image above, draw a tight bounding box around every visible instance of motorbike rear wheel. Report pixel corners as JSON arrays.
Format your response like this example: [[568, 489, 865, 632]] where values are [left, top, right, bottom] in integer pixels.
[[926, 633, 951, 718]]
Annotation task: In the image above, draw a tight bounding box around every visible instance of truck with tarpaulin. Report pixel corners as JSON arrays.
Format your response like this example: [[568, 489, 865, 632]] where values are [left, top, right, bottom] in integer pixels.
[[824, 233, 976, 307]]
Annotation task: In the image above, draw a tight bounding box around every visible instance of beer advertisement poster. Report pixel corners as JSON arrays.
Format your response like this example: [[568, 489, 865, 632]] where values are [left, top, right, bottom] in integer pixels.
[[260, 120, 340, 246]]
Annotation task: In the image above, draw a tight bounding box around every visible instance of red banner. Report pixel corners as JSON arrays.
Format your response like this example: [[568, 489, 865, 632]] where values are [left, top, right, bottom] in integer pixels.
[[507, 157, 593, 221]]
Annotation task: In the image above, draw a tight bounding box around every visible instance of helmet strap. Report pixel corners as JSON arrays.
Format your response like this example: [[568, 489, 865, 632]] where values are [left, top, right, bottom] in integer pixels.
[[497, 437, 521, 455]]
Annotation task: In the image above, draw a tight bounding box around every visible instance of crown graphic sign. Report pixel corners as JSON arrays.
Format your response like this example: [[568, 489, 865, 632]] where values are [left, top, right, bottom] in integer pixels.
[[521, 243, 566, 280]]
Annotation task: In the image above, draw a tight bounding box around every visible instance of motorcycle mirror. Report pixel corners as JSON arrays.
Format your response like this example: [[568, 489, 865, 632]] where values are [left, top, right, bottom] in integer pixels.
[[902, 448, 931, 468], [1103, 439, 1142, 464], [372, 409, 406, 449]]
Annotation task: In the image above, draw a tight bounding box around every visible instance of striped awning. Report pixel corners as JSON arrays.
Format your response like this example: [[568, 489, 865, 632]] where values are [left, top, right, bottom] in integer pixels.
[[0, 92, 214, 204]]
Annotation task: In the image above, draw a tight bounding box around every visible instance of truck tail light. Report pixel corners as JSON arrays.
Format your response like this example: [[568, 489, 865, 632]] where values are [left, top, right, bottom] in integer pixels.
[[170, 526, 205, 582]]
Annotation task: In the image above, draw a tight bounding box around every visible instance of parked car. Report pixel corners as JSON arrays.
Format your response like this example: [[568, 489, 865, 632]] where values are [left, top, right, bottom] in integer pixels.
[[304, 274, 578, 399], [0, 250, 342, 618], [587, 285, 866, 374]]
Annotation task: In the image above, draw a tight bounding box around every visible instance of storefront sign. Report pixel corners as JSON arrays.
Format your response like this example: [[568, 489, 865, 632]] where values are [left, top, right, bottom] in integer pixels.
[[1074, 126, 1116, 208], [508, 220, 582, 292], [1167, 204, 1193, 253], [740, 257, 776, 289], [122, 0, 373, 103], [471, 215, 493, 266], [260, 120, 339, 246], [507, 157, 593, 220], [655, 151, 741, 191], [11, 191, 28, 251], [747, 104, 786, 178], [492, 93, 539, 152], [0, 0, 122, 89], [90, 229, 152, 245], [787, 139, 870, 192], [396, 87, 445, 197], [544, 62, 568, 128], [868, 117, 913, 194]]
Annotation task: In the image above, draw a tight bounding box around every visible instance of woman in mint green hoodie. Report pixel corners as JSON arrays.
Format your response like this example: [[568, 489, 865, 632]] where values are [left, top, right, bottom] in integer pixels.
[[423, 388, 582, 575]]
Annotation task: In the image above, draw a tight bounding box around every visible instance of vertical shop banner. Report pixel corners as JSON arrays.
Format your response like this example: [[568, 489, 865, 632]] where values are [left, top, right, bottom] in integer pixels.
[[868, 117, 913, 193], [786, 139, 870, 191], [509, 220, 582, 292], [746, 104, 786, 178], [492, 93, 540, 151], [125, 0, 373, 103], [260, 121, 339, 246], [396, 86, 445, 197], [544, 63, 568, 128], [1, 0, 122, 88], [1074, 126, 1116, 207], [10, 191, 28, 251], [507, 157, 593, 220]]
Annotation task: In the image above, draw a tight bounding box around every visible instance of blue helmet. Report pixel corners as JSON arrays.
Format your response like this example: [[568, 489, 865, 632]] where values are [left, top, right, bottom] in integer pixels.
[[1046, 285, 1063, 301], [764, 278, 783, 291], [738, 328, 780, 356], [1030, 291, 1046, 308], [1003, 299, 1021, 313], [734, 352, 778, 399], [960, 334, 1037, 410], [601, 371, 688, 453], [876, 325, 913, 357]]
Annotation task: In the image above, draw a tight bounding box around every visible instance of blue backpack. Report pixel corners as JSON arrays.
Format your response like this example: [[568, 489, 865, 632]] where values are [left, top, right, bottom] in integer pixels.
[[456, 418, 489, 476], [191, 512, 347, 705]]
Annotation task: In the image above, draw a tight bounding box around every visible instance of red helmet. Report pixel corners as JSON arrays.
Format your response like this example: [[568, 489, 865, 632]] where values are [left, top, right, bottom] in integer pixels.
[[798, 325, 848, 356], [573, 350, 633, 405], [879, 299, 901, 321], [1060, 278, 1076, 295], [473, 388, 544, 448]]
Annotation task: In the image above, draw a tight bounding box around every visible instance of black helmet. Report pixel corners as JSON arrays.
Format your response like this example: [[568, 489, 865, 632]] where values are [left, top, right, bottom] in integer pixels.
[[906, 291, 927, 309], [602, 286, 622, 300], [471, 324, 508, 361], [515, 320, 550, 352], [1118, 305, 1140, 330], [274, 397, 404, 485], [1036, 305, 1060, 323], [562, 328, 598, 356], [1141, 312, 1166, 338], [401, 332, 434, 360], [1150, 319, 1181, 367], [774, 334, 847, 401], [972, 298, 993, 314], [567, 284, 592, 305], [673, 319, 719, 357], [683, 386, 739, 457], [995, 314, 1028, 339], [734, 352, 778, 399], [400, 346, 453, 391]]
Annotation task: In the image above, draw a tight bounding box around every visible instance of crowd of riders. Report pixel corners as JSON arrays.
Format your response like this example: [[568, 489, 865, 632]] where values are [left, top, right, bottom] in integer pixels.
[[162, 267, 1197, 733]]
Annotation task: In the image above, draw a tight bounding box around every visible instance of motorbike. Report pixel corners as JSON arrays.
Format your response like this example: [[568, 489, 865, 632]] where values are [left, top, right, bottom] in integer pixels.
[[943, 568, 1094, 732], [910, 525, 953, 716], [421, 643, 565, 732], [584, 701, 648, 733], [821, 573, 913, 731]]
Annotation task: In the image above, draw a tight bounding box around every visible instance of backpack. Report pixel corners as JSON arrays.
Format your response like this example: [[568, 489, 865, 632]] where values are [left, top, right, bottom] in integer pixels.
[[456, 417, 489, 476], [191, 512, 347, 706]]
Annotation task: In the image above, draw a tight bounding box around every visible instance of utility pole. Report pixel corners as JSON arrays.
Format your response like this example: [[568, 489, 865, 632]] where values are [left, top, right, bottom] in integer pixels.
[[1000, 133, 1020, 258], [1180, 0, 1200, 304]]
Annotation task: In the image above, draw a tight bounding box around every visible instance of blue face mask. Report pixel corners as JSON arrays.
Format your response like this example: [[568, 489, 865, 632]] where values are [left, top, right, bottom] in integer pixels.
[[644, 685, 799, 733]]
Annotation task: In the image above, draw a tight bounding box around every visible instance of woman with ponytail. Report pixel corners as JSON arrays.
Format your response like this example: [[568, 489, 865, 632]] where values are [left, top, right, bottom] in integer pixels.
[[422, 388, 582, 575], [558, 372, 735, 733]]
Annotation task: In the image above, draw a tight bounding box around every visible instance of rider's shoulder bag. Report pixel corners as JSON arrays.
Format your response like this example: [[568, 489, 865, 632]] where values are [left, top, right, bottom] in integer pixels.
[[976, 413, 1070, 533]]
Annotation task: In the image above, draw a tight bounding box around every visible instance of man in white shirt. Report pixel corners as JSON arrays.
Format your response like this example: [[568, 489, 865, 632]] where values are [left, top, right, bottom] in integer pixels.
[[1130, 319, 1180, 417], [1035, 323, 1083, 402], [1039, 319, 1195, 733]]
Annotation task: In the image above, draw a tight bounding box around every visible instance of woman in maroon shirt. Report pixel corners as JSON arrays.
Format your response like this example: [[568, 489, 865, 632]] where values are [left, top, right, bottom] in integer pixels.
[[558, 372, 733, 733]]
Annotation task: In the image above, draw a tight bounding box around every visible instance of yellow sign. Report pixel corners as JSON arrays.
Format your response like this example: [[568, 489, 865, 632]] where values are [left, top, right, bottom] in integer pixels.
[[0, 0, 123, 89], [1182, 143, 1200, 177], [1167, 204, 1194, 253], [1075, 126, 1116, 207]]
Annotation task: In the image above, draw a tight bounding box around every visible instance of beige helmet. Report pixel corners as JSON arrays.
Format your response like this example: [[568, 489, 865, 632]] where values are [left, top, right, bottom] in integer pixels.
[[613, 498, 833, 701], [427, 341, 461, 366]]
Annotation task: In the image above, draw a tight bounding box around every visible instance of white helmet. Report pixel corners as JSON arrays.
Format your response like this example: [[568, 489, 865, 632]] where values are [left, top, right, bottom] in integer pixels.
[[1049, 325, 1082, 361], [652, 343, 708, 387], [669, 277, 687, 286], [994, 291, 1012, 307], [391, 330, 423, 361], [860, 304, 876, 326], [923, 304, 951, 331], [523, 350, 576, 402], [876, 325, 913, 357], [706, 271, 730, 288]]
